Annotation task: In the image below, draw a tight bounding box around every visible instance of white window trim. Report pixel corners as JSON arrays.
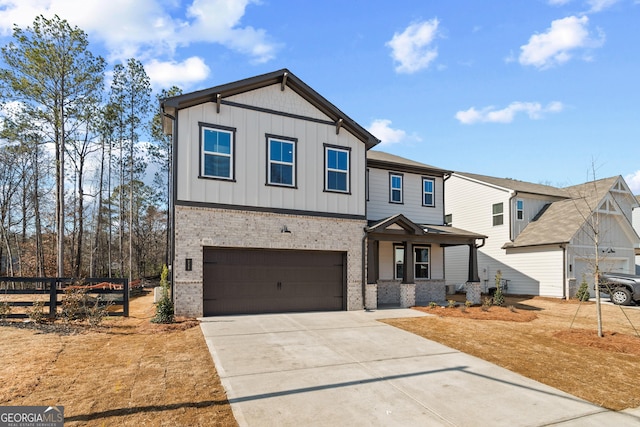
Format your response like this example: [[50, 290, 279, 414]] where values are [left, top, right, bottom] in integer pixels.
[[516, 199, 524, 221], [414, 246, 430, 279], [394, 244, 404, 280]]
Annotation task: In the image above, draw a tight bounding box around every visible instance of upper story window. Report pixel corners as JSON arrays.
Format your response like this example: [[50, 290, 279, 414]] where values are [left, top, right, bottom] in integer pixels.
[[200, 124, 234, 180], [390, 173, 403, 203], [267, 135, 296, 187], [325, 145, 350, 193], [422, 177, 435, 207], [516, 199, 524, 220], [492, 202, 504, 226]]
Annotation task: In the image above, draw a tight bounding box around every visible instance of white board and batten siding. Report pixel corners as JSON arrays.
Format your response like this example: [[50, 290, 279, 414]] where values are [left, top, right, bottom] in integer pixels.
[[175, 84, 366, 217], [367, 168, 444, 224], [444, 174, 512, 285]]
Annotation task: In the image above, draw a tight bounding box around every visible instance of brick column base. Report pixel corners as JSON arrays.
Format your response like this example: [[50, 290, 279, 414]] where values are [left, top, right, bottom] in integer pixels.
[[466, 282, 482, 305], [400, 283, 416, 308], [365, 284, 378, 310]]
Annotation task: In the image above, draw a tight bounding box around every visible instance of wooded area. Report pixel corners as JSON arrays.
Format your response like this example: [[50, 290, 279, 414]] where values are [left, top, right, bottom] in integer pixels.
[[0, 15, 178, 279]]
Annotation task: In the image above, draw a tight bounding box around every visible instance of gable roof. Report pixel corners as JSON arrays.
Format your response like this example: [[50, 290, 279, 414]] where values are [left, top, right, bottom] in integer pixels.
[[454, 172, 568, 198], [367, 150, 450, 176], [160, 68, 380, 149], [504, 176, 627, 248]]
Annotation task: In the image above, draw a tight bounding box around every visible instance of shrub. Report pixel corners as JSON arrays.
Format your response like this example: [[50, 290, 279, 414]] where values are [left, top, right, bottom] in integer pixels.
[[428, 301, 438, 309], [152, 265, 174, 324], [0, 299, 10, 320], [576, 275, 591, 302], [465, 300, 472, 308], [27, 300, 47, 323], [61, 286, 110, 326], [481, 297, 492, 312], [447, 299, 456, 308]]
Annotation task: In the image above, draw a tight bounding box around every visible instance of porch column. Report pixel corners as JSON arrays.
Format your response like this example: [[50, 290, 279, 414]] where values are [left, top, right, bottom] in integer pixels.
[[402, 241, 414, 284], [468, 243, 480, 282], [367, 239, 379, 284]]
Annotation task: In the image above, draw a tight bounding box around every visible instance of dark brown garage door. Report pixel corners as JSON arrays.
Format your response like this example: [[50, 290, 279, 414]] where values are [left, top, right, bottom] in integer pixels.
[[203, 248, 346, 316]]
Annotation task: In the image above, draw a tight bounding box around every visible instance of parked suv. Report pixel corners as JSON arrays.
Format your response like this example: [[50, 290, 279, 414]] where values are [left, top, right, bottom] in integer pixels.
[[598, 272, 640, 306]]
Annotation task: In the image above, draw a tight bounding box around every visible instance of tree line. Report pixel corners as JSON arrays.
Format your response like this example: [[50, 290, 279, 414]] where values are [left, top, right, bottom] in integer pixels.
[[0, 15, 180, 280]]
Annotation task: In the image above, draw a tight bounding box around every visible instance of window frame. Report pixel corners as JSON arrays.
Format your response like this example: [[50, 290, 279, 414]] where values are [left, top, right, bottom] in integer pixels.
[[266, 134, 297, 188], [422, 177, 435, 207], [492, 202, 504, 226], [394, 244, 404, 280], [516, 199, 524, 221], [199, 123, 236, 181], [389, 172, 403, 204], [414, 246, 430, 279], [324, 144, 351, 193]]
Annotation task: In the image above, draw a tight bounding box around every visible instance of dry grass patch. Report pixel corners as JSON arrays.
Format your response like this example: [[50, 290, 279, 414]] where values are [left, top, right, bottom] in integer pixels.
[[383, 296, 640, 411], [0, 291, 237, 426]]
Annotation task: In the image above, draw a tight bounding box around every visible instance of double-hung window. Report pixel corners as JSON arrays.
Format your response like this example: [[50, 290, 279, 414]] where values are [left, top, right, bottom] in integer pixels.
[[492, 202, 504, 226], [394, 245, 404, 280], [267, 136, 296, 187], [422, 178, 435, 207], [390, 173, 403, 203], [325, 145, 350, 192], [516, 199, 524, 220], [414, 246, 430, 279], [201, 124, 234, 180]]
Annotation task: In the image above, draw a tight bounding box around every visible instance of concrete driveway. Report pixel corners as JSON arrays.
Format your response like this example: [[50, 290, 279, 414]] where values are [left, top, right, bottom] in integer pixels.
[[200, 309, 640, 426]]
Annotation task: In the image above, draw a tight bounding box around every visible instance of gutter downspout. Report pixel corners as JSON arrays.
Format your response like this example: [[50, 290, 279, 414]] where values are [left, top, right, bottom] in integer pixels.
[[561, 244, 568, 300], [508, 191, 517, 242]]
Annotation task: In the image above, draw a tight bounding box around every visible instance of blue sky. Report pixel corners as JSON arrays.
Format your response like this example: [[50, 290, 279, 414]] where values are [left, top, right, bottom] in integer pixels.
[[1, 0, 639, 192]]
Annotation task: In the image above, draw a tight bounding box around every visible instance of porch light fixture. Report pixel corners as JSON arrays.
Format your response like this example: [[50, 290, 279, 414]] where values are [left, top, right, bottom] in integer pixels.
[[281, 225, 291, 233], [185, 258, 193, 271]]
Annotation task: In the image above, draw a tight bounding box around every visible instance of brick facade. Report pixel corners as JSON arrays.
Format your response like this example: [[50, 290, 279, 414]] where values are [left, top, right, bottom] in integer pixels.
[[173, 205, 366, 317]]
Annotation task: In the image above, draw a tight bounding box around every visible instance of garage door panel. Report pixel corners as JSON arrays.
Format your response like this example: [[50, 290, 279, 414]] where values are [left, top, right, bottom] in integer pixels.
[[203, 248, 345, 315]]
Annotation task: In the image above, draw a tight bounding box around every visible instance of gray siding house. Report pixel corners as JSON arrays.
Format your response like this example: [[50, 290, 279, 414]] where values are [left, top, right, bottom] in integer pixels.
[[161, 69, 483, 316]]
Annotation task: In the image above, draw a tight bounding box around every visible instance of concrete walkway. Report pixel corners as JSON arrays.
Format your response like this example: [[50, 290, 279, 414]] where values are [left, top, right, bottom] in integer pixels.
[[200, 309, 640, 426]]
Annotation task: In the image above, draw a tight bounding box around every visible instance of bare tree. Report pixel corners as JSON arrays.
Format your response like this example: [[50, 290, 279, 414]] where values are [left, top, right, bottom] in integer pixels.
[[0, 15, 105, 277]]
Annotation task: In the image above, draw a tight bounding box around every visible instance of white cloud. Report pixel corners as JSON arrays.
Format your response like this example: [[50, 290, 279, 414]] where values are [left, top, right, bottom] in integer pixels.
[[145, 57, 211, 91], [587, 0, 619, 12], [386, 19, 439, 74], [367, 119, 406, 145], [366, 119, 423, 146], [519, 15, 604, 69], [455, 101, 564, 124], [548, 0, 572, 5], [625, 170, 640, 195], [0, 0, 278, 74]]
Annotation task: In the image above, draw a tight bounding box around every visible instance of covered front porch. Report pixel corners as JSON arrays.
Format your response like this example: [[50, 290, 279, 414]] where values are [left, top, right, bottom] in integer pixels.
[[365, 214, 486, 309]]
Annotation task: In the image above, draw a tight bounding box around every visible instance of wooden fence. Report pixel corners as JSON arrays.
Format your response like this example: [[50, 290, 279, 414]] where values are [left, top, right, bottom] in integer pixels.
[[0, 277, 131, 319]]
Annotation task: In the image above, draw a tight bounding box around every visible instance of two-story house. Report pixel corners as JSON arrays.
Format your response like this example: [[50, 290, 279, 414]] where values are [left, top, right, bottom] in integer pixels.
[[160, 69, 484, 316], [445, 172, 640, 298]]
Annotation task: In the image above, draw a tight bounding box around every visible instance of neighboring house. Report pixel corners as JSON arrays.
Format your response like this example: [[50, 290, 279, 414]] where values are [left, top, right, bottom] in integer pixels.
[[634, 196, 640, 274], [445, 173, 640, 298], [160, 69, 484, 316]]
